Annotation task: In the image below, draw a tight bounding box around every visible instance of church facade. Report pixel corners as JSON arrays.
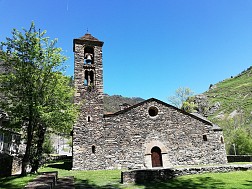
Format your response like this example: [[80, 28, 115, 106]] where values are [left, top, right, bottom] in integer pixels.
[[72, 33, 227, 170]]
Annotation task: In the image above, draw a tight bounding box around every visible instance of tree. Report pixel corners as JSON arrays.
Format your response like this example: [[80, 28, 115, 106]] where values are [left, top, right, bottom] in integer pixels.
[[42, 134, 54, 155], [181, 98, 197, 113], [168, 87, 194, 109], [0, 22, 78, 175], [230, 128, 252, 155], [214, 112, 252, 155]]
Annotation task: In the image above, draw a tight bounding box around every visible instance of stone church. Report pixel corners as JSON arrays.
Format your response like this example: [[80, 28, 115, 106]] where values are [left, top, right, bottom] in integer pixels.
[[72, 33, 227, 170]]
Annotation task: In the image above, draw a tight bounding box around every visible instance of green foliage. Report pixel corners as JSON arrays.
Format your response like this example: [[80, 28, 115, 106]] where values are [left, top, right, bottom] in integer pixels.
[[230, 128, 252, 155], [181, 97, 197, 113], [168, 87, 194, 108], [67, 137, 73, 148], [0, 22, 78, 174], [43, 134, 54, 154], [211, 111, 252, 155]]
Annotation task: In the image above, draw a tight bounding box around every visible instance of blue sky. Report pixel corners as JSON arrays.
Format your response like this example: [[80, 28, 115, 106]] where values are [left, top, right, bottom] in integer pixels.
[[0, 0, 252, 102]]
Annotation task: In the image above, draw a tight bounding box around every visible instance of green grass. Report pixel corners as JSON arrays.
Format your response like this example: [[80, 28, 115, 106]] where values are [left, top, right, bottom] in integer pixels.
[[1, 161, 252, 189], [0, 174, 36, 189], [149, 171, 252, 189]]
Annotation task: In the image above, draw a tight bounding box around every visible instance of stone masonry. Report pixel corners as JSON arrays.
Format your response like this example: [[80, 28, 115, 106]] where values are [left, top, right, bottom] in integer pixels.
[[72, 33, 227, 170], [122, 164, 252, 184], [72, 33, 104, 170]]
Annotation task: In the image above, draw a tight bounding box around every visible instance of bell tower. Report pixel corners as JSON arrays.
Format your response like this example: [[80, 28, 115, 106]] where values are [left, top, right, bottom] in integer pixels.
[[72, 33, 104, 170]]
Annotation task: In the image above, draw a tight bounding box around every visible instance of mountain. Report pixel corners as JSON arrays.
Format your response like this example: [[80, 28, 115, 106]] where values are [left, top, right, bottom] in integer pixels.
[[104, 94, 144, 113], [191, 66, 252, 154], [196, 66, 252, 122]]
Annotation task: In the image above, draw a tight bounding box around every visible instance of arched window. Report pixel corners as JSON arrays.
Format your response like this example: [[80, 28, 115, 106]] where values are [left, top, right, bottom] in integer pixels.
[[87, 116, 91, 122], [220, 136, 224, 144], [151, 146, 163, 167], [84, 70, 95, 87]]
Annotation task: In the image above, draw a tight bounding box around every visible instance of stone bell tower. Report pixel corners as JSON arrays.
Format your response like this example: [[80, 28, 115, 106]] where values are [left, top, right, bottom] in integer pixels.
[[72, 33, 104, 170]]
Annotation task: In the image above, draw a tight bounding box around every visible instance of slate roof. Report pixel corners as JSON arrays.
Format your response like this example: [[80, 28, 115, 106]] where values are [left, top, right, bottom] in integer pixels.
[[104, 98, 222, 131], [73, 33, 104, 51], [79, 33, 101, 42], [191, 112, 222, 131]]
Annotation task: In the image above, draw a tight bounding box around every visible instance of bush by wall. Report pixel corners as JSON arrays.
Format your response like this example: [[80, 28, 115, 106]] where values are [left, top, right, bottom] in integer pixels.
[[227, 155, 252, 162]]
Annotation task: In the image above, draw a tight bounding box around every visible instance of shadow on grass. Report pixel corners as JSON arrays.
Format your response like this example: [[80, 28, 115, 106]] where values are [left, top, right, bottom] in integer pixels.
[[0, 176, 20, 189], [74, 176, 226, 189], [75, 178, 121, 189], [135, 177, 225, 189], [0, 175, 35, 189], [46, 160, 72, 170], [243, 180, 252, 187]]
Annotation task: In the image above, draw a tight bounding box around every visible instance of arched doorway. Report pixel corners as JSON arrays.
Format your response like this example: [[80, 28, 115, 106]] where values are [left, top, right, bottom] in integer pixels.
[[151, 146, 163, 167]]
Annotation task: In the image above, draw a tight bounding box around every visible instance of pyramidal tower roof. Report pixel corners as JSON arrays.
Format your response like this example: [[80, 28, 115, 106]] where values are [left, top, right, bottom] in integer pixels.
[[79, 33, 101, 42], [73, 33, 104, 51]]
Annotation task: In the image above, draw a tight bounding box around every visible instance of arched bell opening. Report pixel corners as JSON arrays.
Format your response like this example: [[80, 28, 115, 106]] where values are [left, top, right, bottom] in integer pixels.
[[151, 146, 163, 167], [84, 70, 88, 86], [89, 70, 94, 85], [83, 70, 95, 87], [84, 46, 94, 64]]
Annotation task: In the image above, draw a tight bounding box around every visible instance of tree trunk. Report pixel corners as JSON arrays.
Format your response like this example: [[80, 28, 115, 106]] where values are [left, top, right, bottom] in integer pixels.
[[21, 119, 33, 176], [30, 124, 46, 173]]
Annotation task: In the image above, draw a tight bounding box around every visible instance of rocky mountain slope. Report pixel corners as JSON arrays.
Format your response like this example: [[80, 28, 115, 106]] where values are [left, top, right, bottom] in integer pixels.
[[194, 66, 252, 123]]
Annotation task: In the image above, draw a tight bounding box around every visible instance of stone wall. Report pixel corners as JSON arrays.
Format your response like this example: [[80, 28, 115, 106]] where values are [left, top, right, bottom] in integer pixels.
[[122, 164, 252, 184], [102, 99, 227, 170], [74, 98, 227, 170], [0, 153, 12, 177], [0, 153, 21, 177]]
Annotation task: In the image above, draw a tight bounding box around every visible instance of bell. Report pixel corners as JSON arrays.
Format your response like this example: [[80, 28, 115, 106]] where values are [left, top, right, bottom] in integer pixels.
[[86, 54, 92, 61], [85, 53, 92, 64]]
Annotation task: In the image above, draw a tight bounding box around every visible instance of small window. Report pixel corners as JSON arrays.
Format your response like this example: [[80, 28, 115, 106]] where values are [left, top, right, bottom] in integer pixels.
[[148, 107, 158, 117], [87, 116, 91, 122], [203, 135, 207, 141], [92, 145, 96, 153], [220, 136, 224, 144]]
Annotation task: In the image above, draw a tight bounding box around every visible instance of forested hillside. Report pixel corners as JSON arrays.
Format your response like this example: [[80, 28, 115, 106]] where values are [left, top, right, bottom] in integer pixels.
[[104, 94, 144, 113]]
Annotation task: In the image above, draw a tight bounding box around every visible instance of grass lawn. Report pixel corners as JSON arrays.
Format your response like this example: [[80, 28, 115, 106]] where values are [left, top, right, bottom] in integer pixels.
[[1, 161, 252, 189], [0, 174, 36, 189]]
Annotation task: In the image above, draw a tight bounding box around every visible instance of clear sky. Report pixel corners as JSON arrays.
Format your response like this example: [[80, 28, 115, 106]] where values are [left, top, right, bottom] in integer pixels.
[[0, 0, 252, 102]]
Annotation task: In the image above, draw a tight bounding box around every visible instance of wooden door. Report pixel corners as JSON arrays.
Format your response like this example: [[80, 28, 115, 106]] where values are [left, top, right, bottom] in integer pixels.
[[151, 146, 163, 167]]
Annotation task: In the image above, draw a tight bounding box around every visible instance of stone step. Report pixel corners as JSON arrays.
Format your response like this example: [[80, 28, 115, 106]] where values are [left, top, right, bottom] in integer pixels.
[[55, 176, 75, 189], [24, 171, 58, 189]]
